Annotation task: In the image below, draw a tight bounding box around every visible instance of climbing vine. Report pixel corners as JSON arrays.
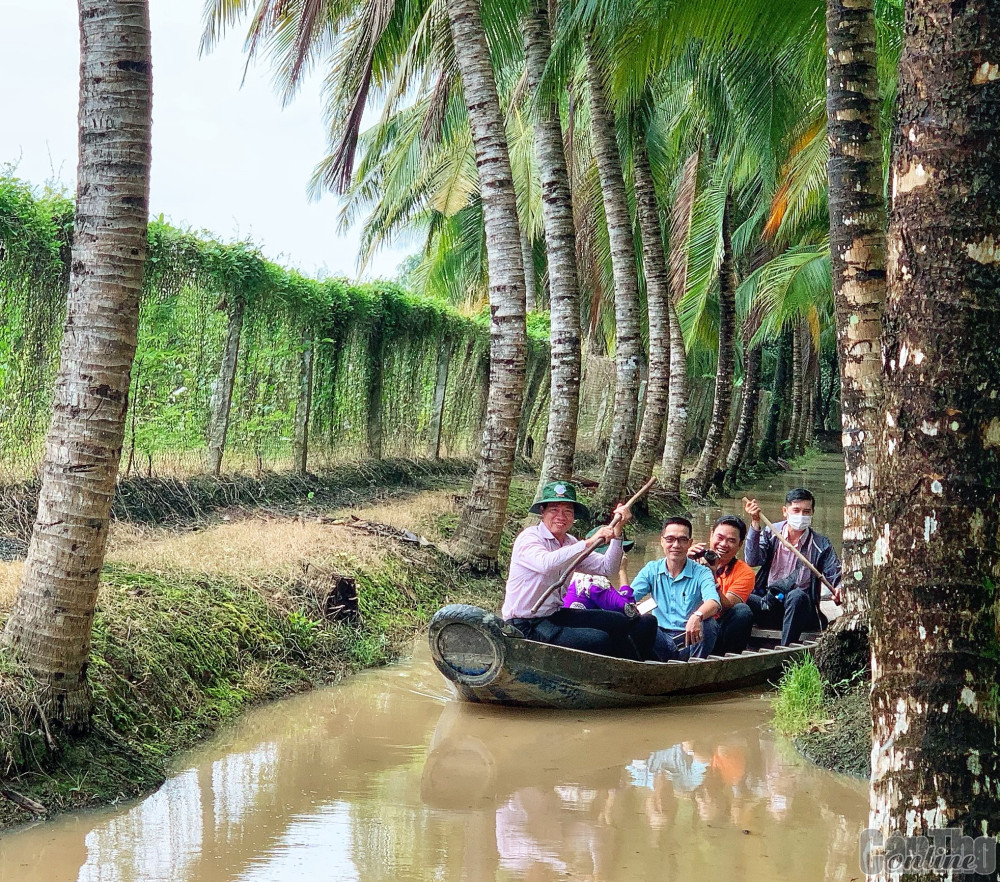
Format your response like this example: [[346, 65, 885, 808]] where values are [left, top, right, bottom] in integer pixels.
[[0, 176, 551, 478]]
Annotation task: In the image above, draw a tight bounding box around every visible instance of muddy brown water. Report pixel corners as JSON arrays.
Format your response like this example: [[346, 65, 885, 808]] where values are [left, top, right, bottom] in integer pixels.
[[0, 455, 865, 882]]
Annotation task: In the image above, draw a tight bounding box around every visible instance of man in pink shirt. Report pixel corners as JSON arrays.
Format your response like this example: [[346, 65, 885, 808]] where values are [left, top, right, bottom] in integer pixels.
[[502, 482, 658, 660]]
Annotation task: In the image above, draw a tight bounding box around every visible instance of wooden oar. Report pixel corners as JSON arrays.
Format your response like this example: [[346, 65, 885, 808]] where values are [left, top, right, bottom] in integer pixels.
[[529, 476, 657, 614], [741, 497, 839, 599]]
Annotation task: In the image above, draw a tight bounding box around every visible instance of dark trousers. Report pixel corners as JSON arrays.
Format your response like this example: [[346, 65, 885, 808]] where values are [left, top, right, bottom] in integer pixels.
[[746, 588, 822, 646], [715, 603, 754, 654], [510, 608, 660, 661], [653, 615, 720, 661]]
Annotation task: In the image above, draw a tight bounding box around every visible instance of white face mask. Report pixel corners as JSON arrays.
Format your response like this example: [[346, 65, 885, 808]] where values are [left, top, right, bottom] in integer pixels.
[[786, 513, 812, 531]]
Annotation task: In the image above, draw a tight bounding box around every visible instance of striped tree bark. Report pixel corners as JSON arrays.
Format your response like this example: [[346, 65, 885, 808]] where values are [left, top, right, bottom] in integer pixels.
[[659, 151, 699, 501], [586, 41, 642, 516], [687, 199, 736, 498], [446, 0, 527, 569], [826, 0, 886, 621], [523, 0, 581, 493], [628, 130, 671, 490], [869, 0, 1000, 865], [1, 0, 152, 731]]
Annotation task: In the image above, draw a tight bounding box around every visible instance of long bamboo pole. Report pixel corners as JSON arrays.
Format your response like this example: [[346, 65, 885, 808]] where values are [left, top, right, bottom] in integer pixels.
[[742, 497, 839, 598], [529, 477, 657, 614]]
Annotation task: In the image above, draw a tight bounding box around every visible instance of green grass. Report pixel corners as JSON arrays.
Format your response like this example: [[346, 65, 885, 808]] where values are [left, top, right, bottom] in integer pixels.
[[772, 656, 826, 735]]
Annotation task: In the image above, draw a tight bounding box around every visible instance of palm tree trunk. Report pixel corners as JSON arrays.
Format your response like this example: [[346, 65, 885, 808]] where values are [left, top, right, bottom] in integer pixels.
[[659, 299, 688, 500], [758, 329, 791, 463], [687, 200, 736, 498], [724, 336, 762, 485], [523, 0, 581, 492], [869, 1, 1000, 860], [826, 0, 886, 624], [628, 130, 671, 489], [659, 151, 699, 501], [786, 319, 804, 457], [586, 41, 642, 516], [206, 297, 245, 475], [446, 0, 527, 570], [292, 325, 313, 474], [1, 0, 152, 731]]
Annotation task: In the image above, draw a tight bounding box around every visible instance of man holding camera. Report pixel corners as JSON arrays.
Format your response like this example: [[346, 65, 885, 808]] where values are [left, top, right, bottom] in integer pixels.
[[743, 489, 843, 646], [631, 516, 721, 660], [688, 515, 756, 655]]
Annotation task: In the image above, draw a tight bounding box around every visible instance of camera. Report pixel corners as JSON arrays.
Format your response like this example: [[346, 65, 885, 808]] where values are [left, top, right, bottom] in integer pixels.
[[693, 548, 720, 565]]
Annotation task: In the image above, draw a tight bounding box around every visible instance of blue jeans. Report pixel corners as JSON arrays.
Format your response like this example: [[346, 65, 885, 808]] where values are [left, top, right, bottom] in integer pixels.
[[653, 615, 719, 661], [715, 603, 754, 654], [746, 588, 821, 646], [509, 608, 660, 661]]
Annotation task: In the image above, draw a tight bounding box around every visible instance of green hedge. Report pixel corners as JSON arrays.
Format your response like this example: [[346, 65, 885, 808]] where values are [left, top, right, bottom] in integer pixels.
[[0, 177, 550, 477]]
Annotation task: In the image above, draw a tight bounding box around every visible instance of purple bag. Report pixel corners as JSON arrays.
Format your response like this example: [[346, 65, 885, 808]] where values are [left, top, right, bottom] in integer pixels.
[[564, 573, 635, 613]]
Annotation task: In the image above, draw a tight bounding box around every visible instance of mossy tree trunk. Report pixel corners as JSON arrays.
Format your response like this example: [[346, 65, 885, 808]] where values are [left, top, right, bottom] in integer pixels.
[[628, 129, 671, 490], [523, 0, 581, 492], [292, 325, 313, 474], [1, 0, 152, 732], [826, 0, 886, 626], [447, 0, 527, 569], [687, 198, 736, 498], [586, 40, 642, 517], [869, 0, 1000, 860], [206, 296, 245, 476]]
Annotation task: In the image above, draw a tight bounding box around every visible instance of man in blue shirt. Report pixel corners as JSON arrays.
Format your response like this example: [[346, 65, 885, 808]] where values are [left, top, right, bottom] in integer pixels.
[[632, 516, 721, 660]]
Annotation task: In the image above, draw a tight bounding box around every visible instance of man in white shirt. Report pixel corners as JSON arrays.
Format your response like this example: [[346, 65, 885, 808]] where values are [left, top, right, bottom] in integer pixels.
[[502, 481, 658, 660]]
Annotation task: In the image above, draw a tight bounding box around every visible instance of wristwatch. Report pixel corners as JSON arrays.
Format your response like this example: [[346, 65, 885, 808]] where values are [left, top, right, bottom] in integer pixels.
[[691, 610, 703, 620]]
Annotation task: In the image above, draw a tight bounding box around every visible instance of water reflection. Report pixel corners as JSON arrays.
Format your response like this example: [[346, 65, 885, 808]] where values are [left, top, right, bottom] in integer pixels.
[[0, 646, 864, 882], [0, 457, 860, 882]]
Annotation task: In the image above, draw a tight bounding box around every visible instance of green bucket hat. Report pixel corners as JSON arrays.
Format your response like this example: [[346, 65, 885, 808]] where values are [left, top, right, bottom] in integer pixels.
[[529, 481, 591, 520], [586, 527, 635, 554]]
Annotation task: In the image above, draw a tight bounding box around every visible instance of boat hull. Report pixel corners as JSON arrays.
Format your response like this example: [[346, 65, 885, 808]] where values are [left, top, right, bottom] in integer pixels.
[[428, 604, 816, 709]]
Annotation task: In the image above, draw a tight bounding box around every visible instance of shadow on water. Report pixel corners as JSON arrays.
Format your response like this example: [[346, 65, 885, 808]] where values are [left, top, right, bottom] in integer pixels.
[[0, 456, 863, 882]]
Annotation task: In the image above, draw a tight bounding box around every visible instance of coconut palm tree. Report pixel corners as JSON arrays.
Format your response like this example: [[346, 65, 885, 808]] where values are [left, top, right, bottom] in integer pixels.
[[2, 0, 153, 731], [206, 0, 529, 569], [430, 0, 527, 567], [627, 120, 671, 490], [585, 39, 642, 517], [523, 0, 582, 492], [869, 0, 1000, 856], [825, 0, 891, 624]]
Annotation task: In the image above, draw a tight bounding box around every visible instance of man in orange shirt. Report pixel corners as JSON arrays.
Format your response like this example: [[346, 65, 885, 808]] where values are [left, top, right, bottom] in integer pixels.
[[688, 515, 755, 654]]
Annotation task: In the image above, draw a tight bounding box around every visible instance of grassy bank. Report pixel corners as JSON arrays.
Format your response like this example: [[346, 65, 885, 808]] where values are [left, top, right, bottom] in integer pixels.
[[772, 656, 870, 778], [0, 467, 536, 830]]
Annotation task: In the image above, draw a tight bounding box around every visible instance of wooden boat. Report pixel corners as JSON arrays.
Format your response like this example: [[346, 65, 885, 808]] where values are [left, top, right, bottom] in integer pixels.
[[428, 603, 818, 710]]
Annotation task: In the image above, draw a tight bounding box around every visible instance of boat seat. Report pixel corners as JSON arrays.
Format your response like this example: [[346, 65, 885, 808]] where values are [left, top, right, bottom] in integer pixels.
[[752, 629, 822, 643]]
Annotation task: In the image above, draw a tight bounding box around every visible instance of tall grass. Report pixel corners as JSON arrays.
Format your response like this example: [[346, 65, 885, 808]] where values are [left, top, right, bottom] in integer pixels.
[[772, 656, 825, 734]]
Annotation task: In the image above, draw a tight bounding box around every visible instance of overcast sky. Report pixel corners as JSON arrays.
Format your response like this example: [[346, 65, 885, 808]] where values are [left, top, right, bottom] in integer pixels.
[[1, 0, 413, 280]]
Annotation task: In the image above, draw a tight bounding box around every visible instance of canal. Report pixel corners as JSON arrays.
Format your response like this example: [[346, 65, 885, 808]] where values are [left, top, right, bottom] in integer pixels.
[[0, 455, 864, 881]]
